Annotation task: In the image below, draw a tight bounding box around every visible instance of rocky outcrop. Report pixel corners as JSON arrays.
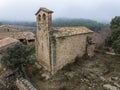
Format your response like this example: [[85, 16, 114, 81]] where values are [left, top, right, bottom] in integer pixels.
[[16, 77, 36, 90]]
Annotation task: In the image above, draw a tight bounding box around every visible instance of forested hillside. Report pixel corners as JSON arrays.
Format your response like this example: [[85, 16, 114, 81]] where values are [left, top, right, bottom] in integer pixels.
[[1, 18, 109, 32], [1, 21, 36, 27], [53, 18, 109, 32]]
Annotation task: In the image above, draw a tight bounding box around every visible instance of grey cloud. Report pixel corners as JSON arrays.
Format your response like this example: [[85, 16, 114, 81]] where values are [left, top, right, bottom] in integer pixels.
[[0, 0, 120, 22]]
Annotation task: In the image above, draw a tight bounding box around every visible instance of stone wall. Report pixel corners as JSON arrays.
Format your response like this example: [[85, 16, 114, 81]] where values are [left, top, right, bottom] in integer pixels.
[[36, 10, 52, 71], [0, 25, 20, 40], [87, 44, 95, 57], [52, 34, 93, 73], [35, 8, 95, 74]]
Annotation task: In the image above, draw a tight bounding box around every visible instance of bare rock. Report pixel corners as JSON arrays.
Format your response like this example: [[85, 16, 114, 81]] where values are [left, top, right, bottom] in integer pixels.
[[64, 72, 76, 79], [111, 76, 119, 81], [103, 84, 118, 90], [41, 73, 51, 80], [35, 63, 42, 70]]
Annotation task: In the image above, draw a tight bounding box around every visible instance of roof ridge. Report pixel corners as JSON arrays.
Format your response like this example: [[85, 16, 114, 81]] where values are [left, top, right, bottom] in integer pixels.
[[35, 7, 53, 15], [51, 26, 93, 37]]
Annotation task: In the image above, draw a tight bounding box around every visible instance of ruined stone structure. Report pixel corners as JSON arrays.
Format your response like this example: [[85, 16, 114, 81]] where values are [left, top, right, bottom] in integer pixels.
[[10, 31, 35, 44], [36, 8, 95, 74], [0, 37, 18, 53], [0, 25, 35, 44], [0, 25, 20, 40]]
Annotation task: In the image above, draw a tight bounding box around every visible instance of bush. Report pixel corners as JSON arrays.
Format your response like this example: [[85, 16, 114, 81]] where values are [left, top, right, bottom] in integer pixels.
[[112, 36, 120, 53], [105, 16, 120, 54], [1, 42, 36, 70]]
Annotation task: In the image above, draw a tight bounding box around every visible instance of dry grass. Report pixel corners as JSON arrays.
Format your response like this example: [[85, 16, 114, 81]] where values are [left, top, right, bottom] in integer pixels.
[[27, 52, 120, 90]]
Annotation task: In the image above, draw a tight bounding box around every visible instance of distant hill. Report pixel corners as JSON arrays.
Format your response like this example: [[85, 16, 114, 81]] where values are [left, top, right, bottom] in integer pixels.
[[1, 18, 109, 32], [1, 21, 36, 27], [52, 18, 109, 32]]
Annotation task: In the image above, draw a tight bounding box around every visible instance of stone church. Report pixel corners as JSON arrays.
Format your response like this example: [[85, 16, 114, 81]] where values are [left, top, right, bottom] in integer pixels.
[[35, 8, 95, 74]]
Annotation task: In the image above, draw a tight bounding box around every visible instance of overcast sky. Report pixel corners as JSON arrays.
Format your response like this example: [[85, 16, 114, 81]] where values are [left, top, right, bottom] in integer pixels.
[[0, 0, 120, 22]]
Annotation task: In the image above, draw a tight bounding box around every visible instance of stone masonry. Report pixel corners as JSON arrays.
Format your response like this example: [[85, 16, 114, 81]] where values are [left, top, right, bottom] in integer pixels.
[[35, 7, 95, 74]]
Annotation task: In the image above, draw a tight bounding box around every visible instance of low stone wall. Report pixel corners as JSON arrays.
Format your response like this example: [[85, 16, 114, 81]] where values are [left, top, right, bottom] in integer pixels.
[[87, 44, 95, 57], [16, 78, 36, 90]]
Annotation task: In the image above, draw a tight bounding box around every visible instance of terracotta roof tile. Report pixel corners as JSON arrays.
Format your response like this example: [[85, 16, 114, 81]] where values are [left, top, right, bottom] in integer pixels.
[[52, 26, 93, 37], [0, 37, 18, 48], [10, 32, 35, 40]]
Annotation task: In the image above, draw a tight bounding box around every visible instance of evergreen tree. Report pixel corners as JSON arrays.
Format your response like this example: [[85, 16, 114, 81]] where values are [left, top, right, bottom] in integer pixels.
[[105, 16, 120, 54]]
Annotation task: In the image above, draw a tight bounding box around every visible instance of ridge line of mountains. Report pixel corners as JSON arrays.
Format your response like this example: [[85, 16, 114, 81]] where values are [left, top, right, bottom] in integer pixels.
[[0, 18, 110, 32]]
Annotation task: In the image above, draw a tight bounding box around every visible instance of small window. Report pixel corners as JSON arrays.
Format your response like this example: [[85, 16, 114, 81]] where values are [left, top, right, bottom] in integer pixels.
[[43, 13, 46, 20], [38, 14, 41, 21]]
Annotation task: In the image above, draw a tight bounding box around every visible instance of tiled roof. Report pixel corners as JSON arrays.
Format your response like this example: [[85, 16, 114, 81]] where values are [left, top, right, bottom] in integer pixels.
[[10, 31, 35, 40], [52, 26, 93, 37], [0, 37, 18, 49], [35, 7, 53, 15], [0, 33, 10, 39]]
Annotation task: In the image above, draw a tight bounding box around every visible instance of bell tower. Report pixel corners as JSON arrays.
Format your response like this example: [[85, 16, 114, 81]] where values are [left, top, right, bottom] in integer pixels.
[[35, 8, 53, 71]]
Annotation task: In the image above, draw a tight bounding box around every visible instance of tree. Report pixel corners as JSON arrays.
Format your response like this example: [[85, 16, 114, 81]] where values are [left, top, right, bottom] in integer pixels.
[[110, 16, 120, 30], [105, 16, 120, 54], [112, 36, 120, 53], [1, 42, 36, 77], [105, 29, 120, 47], [1, 42, 36, 89]]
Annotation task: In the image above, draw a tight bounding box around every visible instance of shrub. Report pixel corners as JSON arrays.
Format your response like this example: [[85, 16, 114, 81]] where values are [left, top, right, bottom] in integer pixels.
[[1, 42, 36, 70]]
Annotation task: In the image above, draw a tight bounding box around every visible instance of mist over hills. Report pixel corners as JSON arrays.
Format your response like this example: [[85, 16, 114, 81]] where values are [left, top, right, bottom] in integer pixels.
[[53, 18, 109, 32], [0, 18, 109, 32]]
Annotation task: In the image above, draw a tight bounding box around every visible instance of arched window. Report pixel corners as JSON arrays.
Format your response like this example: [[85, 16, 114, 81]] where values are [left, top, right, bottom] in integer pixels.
[[43, 13, 46, 20], [38, 14, 41, 21]]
